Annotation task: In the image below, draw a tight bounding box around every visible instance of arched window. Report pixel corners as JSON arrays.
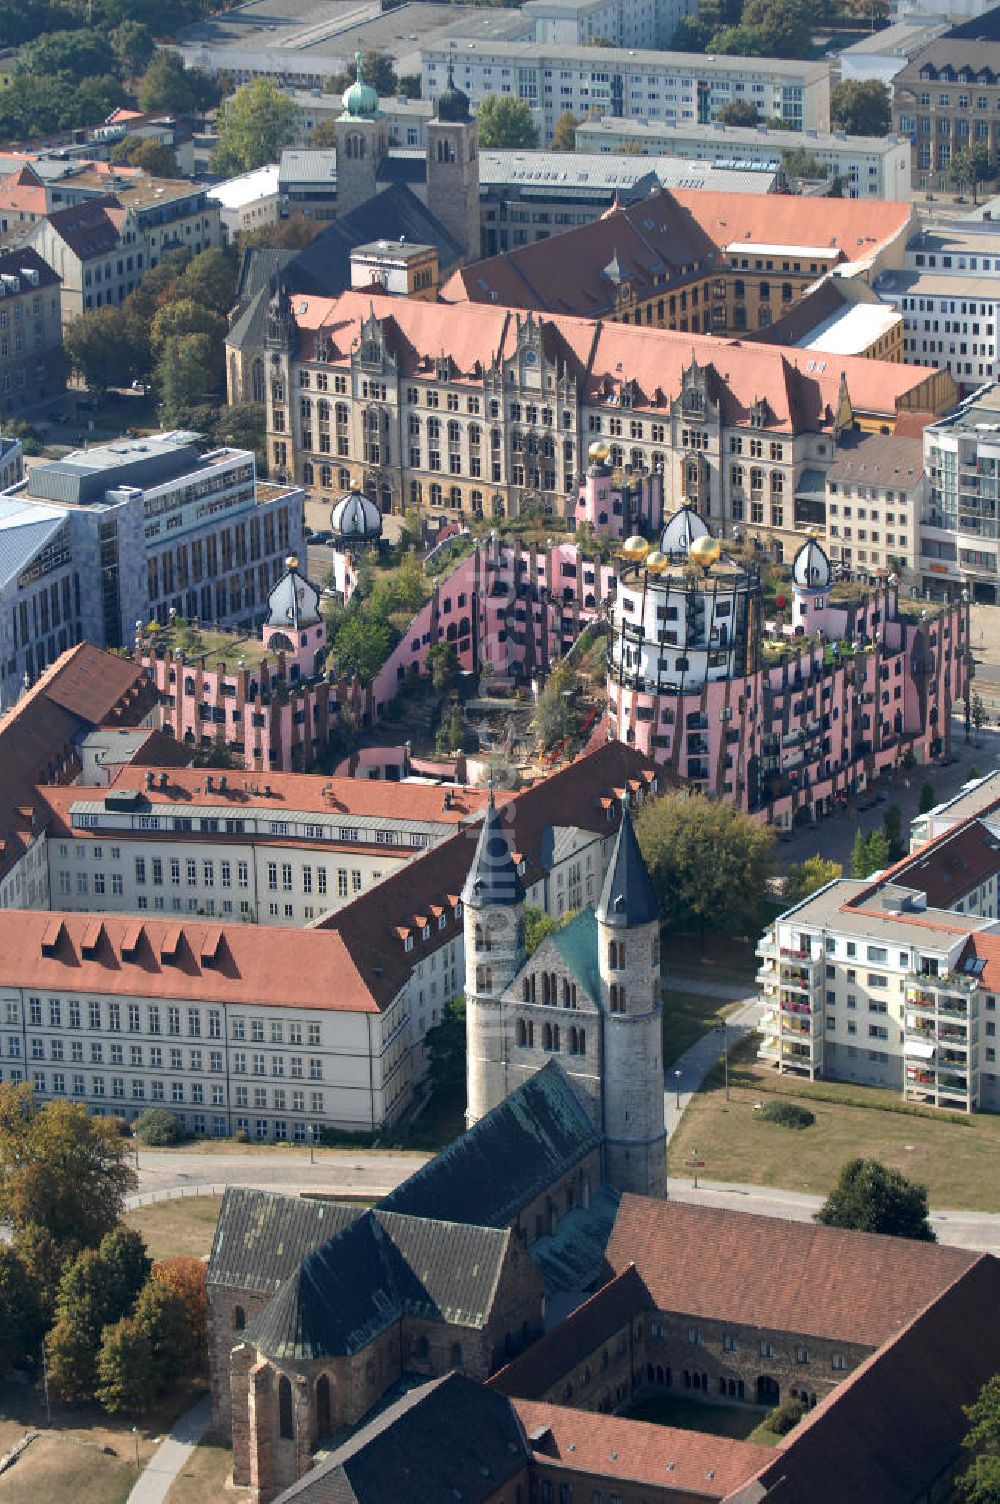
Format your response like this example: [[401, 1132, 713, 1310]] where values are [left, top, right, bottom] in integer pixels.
[[278, 1375, 294, 1440], [414, 1334, 429, 1360], [542, 973, 551, 1005], [568, 1027, 578, 1054], [476, 965, 492, 992], [542, 1022, 553, 1051], [302, 462, 314, 486], [229, 355, 238, 400], [522, 978, 530, 1003], [316, 1374, 332, 1438], [610, 984, 626, 1014], [232, 1304, 245, 1332], [251, 358, 265, 405], [450, 1342, 464, 1369], [517, 1018, 527, 1047], [552, 1024, 560, 1051]]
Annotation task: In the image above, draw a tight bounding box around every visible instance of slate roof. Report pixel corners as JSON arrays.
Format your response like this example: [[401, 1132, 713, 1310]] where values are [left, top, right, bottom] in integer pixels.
[[34, 195, 126, 260], [380, 1061, 600, 1229], [606, 1197, 976, 1348], [726, 1255, 1000, 1504], [207, 1187, 363, 1295], [490, 1264, 651, 1399], [270, 1373, 530, 1504], [462, 791, 525, 909], [282, 183, 462, 297], [247, 1209, 514, 1360], [595, 805, 659, 929]]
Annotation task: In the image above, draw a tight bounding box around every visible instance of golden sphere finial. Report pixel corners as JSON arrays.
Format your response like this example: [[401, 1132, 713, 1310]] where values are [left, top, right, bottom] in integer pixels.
[[690, 535, 722, 569], [285, 554, 300, 571], [621, 534, 651, 561], [588, 439, 611, 466]]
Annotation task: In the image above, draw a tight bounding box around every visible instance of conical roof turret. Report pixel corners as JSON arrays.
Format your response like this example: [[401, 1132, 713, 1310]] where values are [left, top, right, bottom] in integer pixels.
[[596, 803, 659, 928], [462, 792, 524, 909]]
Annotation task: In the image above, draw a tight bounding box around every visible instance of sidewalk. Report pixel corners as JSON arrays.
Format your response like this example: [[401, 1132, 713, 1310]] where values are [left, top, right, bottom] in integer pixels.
[[664, 995, 761, 1137], [126, 1395, 212, 1504]]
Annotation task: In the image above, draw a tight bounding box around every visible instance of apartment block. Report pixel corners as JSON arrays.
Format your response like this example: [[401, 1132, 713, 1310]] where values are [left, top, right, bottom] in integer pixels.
[[757, 795, 1000, 1111], [922, 383, 1000, 601], [574, 116, 912, 201], [0, 246, 63, 417], [420, 42, 831, 144], [894, 37, 1000, 193]]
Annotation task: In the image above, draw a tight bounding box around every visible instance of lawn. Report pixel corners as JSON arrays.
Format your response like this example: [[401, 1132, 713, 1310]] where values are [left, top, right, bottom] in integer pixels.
[[665, 934, 761, 990], [124, 1194, 222, 1260], [0, 1434, 140, 1504], [662, 989, 745, 1070], [625, 1394, 772, 1442], [163, 1432, 249, 1504], [670, 1057, 1000, 1212]]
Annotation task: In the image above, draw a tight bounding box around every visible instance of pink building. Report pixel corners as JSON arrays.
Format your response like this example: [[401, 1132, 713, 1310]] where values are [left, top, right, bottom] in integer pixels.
[[138, 558, 367, 772], [574, 442, 665, 540], [607, 516, 970, 828]]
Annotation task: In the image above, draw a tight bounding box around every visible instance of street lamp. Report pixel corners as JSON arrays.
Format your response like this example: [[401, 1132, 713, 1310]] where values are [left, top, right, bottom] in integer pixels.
[[715, 1019, 730, 1101], [674, 1069, 682, 1110], [309, 1124, 316, 1165], [132, 1426, 140, 1472]]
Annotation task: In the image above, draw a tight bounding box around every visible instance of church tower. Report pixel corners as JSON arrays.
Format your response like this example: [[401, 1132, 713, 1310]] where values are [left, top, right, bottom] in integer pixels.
[[463, 792, 525, 1127], [596, 804, 668, 1197], [335, 51, 388, 216], [426, 59, 481, 263]]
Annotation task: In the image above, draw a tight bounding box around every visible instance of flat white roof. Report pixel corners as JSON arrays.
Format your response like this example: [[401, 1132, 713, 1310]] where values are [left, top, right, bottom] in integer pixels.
[[802, 301, 901, 355], [724, 241, 839, 258], [207, 164, 279, 209]]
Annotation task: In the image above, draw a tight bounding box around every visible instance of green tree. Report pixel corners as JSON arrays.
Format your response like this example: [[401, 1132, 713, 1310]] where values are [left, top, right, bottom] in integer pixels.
[[109, 20, 155, 78], [18, 29, 115, 82], [425, 642, 459, 696], [212, 78, 301, 174], [865, 826, 891, 873], [137, 51, 217, 115], [850, 827, 869, 879], [12, 1222, 66, 1323], [957, 1375, 1000, 1504], [95, 1317, 156, 1414], [534, 660, 582, 752], [830, 79, 891, 136], [635, 790, 774, 937], [918, 778, 937, 814], [524, 905, 559, 956], [110, 134, 180, 176], [177, 248, 236, 315], [398, 74, 421, 99], [551, 110, 579, 151], [152, 1258, 207, 1369], [671, 14, 714, 50], [783, 855, 842, 905], [0, 72, 126, 141], [952, 145, 994, 205], [240, 210, 323, 251], [739, 0, 813, 56], [782, 146, 831, 179], [63, 306, 143, 393], [333, 613, 394, 684], [815, 1157, 935, 1241], [212, 404, 265, 470], [0, 1083, 136, 1251], [150, 297, 226, 355], [972, 691, 989, 736], [425, 994, 466, 1098], [0, 1246, 45, 1370], [882, 803, 904, 861], [133, 1278, 193, 1391], [718, 99, 761, 125], [97, 1226, 151, 1319], [476, 94, 539, 149], [310, 118, 339, 148], [157, 331, 217, 419]]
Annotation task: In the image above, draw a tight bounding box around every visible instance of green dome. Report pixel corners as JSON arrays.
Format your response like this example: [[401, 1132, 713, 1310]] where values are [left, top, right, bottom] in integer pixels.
[[436, 58, 470, 122], [341, 51, 379, 117]]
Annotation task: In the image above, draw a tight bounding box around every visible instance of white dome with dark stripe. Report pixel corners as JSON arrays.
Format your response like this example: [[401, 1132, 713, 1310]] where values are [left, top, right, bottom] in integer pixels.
[[793, 536, 832, 591], [331, 489, 383, 543], [660, 504, 709, 559]]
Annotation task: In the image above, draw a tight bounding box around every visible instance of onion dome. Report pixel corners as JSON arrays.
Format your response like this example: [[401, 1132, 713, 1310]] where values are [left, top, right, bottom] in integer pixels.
[[660, 504, 709, 559], [331, 488, 383, 544], [266, 556, 321, 631], [436, 57, 471, 122], [792, 536, 832, 591], [342, 51, 380, 118]]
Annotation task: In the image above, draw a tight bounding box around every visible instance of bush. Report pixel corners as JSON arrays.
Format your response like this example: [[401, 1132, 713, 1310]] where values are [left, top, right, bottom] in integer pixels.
[[765, 1396, 806, 1435], [758, 1100, 815, 1130], [133, 1109, 186, 1146]]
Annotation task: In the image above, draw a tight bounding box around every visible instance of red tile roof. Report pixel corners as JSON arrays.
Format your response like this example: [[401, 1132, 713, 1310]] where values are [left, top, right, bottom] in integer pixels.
[[725, 1255, 1000, 1504], [286, 289, 940, 432], [670, 190, 912, 263], [0, 908, 376, 1012], [513, 1399, 774, 1499], [606, 1197, 975, 1347]]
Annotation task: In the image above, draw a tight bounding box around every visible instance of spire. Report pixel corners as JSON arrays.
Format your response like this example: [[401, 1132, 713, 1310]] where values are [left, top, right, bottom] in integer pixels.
[[596, 802, 659, 928], [462, 793, 524, 909]]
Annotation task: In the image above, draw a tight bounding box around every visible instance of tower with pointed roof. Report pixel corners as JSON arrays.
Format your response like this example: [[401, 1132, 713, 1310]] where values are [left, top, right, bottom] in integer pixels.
[[463, 790, 525, 1126], [595, 804, 667, 1196], [335, 51, 388, 217], [426, 56, 480, 263]]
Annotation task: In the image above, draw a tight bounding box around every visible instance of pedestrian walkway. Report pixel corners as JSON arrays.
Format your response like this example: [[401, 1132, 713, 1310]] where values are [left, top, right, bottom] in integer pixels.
[[664, 995, 761, 1137], [126, 1395, 212, 1504]]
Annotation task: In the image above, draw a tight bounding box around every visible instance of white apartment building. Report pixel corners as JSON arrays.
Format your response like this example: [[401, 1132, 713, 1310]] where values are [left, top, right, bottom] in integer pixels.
[[574, 117, 912, 201], [207, 165, 280, 246], [922, 383, 1000, 601], [757, 808, 1000, 1114], [874, 222, 1000, 395], [522, 0, 681, 50], [420, 43, 831, 145], [824, 431, 927, 585], [37, 768, 495, 928]]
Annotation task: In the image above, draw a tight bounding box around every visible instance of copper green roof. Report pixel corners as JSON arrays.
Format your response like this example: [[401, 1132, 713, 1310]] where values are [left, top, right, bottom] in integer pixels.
[[549, 907, 601, 1004]]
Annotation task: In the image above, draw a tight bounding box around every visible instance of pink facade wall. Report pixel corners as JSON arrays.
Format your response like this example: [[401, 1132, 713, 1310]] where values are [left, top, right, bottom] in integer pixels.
[[574, 467, 664, 541], [608, 588, 969, 825]]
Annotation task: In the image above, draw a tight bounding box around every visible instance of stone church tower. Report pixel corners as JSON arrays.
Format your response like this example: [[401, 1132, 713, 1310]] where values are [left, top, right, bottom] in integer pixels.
[[463, 795, 667, 1199], [335, 51, 388, 216], [463, 791, 525, 1126], [426, 59, 481, 263], [596, 807, 668, 1197]]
